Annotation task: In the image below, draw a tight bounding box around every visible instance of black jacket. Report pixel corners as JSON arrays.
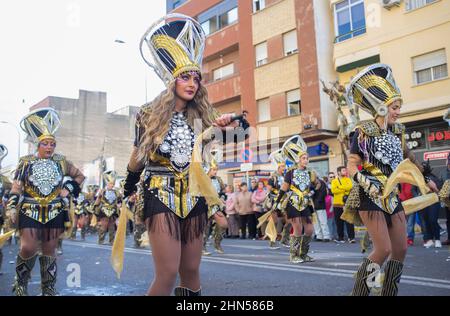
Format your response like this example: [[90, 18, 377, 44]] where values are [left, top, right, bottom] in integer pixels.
[[312, 179, 327, 210]]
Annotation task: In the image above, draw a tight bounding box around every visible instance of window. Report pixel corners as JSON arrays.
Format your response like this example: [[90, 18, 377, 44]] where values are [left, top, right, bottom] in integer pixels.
[[413, 49, 448, 85], [219, 7, 238, 28], [255, 42, 268, 67], [253, 0, 266, 12], [258, 98, 270, 122], [405, 0, 438, 11], [287, 89, 301, 116], [283, 30, 298, 56], [198, 0, 238, 36], [201, 18, 218, 36], [213, 63, 234, 81], [334, 0, 366, 43]]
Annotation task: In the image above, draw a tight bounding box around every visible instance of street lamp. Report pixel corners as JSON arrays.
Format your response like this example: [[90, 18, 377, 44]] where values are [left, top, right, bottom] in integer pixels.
[[0, 120, 21, 162]]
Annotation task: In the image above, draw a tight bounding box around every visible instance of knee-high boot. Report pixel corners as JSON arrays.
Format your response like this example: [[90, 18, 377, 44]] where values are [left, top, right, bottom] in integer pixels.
[[351, 257, 378, 296], [39, 255, 57, 296], [381, 259, 403, 296], [174, 286, 202, 296], [299, 235, 314, 262], [289, 235, 302, 263], [213, 225, 224, 254], [98, 227, 106, 244], [12, 253, 38, 296]]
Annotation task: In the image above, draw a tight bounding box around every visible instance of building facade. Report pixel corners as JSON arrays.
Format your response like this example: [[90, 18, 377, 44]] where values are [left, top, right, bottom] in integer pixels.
[[168, 0, 342, 185], [29, 90, 139, 186], [332, 0, 450, 178]]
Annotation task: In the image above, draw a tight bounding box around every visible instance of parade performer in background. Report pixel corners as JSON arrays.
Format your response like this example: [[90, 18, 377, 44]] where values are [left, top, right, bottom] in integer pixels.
[[344, 64, 438, 296], [203, 151, 227, 254], [94, 171, 121, 245], [272, 136, 318, 263], [71, 190, 89, 241], [121, 13, 247, 296], [6, 108, 85, 296]]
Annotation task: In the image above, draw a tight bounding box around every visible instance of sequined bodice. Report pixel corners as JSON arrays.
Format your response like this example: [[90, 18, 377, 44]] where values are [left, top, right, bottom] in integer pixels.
[[371, 130, 403, 171], [104, 189, 118, 205], [292, 169, 311, 192], [26, 159, 63, 197], [158, 111, 195, 172]]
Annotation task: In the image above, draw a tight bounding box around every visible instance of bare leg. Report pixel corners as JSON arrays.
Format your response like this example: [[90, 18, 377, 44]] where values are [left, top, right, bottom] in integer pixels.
[[147, 213, 181, 296], [359, 211, 392, 266], [387, 212, 407, 262], [178, 235, 203, 291], [290, 217, 302, 237], [19, 229, 39, 258]]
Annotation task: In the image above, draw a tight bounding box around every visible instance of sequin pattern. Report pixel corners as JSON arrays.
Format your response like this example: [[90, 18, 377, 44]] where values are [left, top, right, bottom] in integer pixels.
[[159, 112, 195, 172], [104, 190, 117, 204], [372, 131, 403, 170], [292, 169, 310, 192], [28, 159, 62, 196]]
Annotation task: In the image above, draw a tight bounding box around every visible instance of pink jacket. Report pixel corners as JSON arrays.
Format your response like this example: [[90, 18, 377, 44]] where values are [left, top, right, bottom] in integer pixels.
[[251, 189, 267, 213], [225, 192, 237, 215], [325, 195, 334, 219]]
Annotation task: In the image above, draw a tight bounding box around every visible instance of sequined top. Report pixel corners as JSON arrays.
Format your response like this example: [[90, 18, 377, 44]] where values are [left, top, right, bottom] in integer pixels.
[[96, 189, 121, 218], [13, 154, 79, 224], [350, 121, 405, 178], [283, 168, 316, 211]]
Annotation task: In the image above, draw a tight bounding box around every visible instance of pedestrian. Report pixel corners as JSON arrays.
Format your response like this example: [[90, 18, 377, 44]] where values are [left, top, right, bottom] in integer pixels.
[[421, 160, 442, 248], [331, 166, 355, 243], [121, 13, 246, 296], [325, 187, 337, 240], [6, 108, 85, 296], [235, 182, 256, 239], [225, 185, 240, 238], [312, 178, 331, 242], [251, 180, 268, 238]]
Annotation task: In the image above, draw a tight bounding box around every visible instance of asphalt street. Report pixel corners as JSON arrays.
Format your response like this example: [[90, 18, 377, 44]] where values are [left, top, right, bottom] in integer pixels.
[[1, 232, 449, 296]]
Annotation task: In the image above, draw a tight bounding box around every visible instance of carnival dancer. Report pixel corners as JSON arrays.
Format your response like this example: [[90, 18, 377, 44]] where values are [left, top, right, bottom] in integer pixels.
[[122, 13, 247, 296], [344, 64, 438, 296], [71, 191, 89, 240], [0, 144, 11, 275], [262, 149, 287, 250], [5, 108, 85, 296], [94, 171, 121, 245], [205, 152, 227, 254], [272, 136, 318, 263], [84, 184, 98, 235]]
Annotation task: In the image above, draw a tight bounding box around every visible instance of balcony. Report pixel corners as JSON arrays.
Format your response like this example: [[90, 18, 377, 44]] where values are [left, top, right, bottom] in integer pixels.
[[205, 74, 241, 105], [255, 114, 303, 142], [204, 23, 239, 60]]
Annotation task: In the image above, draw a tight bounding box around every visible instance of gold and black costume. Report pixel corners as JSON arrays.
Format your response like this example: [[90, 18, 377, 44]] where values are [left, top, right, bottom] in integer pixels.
[[6, 108, 85, 296], [344, 64, 436, 296]]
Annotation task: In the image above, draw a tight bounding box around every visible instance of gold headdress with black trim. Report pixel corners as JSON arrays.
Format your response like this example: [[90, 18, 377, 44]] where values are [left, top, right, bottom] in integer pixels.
[[0, 144, 7, 166], [346, 63, 402, 117], [140, 13, 206, 86], [20, 107, 61, 143], [268, 149, 286, 167], [103, 170, 117, 186], [282, 135, 308, 163]]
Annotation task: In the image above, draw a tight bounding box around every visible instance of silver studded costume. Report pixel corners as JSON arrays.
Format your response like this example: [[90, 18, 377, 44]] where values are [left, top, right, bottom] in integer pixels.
[[96, 188, 122, 219], [13, 154, 84, 240]]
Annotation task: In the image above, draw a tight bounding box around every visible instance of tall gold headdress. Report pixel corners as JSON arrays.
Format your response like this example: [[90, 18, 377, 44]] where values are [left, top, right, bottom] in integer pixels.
[[346, 63, 401, 117], [282, 135, 308, 163], [268, 149, 286, 167], [103, 170, 117, 186], [140, 13, 206, 86], [20, 107, 61, 143]]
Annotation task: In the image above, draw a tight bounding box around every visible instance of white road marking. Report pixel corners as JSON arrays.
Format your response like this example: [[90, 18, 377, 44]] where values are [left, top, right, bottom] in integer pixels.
[[66, 241, 450, 290]]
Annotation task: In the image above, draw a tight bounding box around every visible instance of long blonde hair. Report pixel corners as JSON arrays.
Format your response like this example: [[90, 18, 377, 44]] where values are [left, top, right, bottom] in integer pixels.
[[137, 80, 217, 162]]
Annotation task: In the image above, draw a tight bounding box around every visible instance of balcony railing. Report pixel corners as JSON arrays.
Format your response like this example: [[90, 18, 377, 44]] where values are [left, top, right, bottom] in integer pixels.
[[334, 27, 366, 43]]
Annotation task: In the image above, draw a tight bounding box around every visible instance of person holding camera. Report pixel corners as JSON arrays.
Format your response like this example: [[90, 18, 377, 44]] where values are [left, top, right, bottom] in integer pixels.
[[331, 166, 355, 243]]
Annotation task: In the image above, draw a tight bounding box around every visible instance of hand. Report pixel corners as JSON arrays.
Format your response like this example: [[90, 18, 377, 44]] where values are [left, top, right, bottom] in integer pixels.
[[213, 210, 228, 229], [213, 114, 239, 131], [427, 179, 439, 193], [60, 188, 70, 198]]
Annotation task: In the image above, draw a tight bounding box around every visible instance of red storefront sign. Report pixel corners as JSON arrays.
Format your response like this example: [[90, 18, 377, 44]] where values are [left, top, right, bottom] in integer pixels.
[[428, 130, 450, 142], [423, 150, 450, 161]]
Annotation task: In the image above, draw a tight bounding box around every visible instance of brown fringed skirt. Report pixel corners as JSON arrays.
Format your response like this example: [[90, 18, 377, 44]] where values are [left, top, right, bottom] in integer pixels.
[[143, 191, 208, 244], [286, 204, 313, 224], [18, 209, 69, 241]]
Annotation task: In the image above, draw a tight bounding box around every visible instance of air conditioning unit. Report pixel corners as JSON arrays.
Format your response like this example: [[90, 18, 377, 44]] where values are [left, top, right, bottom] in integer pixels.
[[382, 0, 401, 9]]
